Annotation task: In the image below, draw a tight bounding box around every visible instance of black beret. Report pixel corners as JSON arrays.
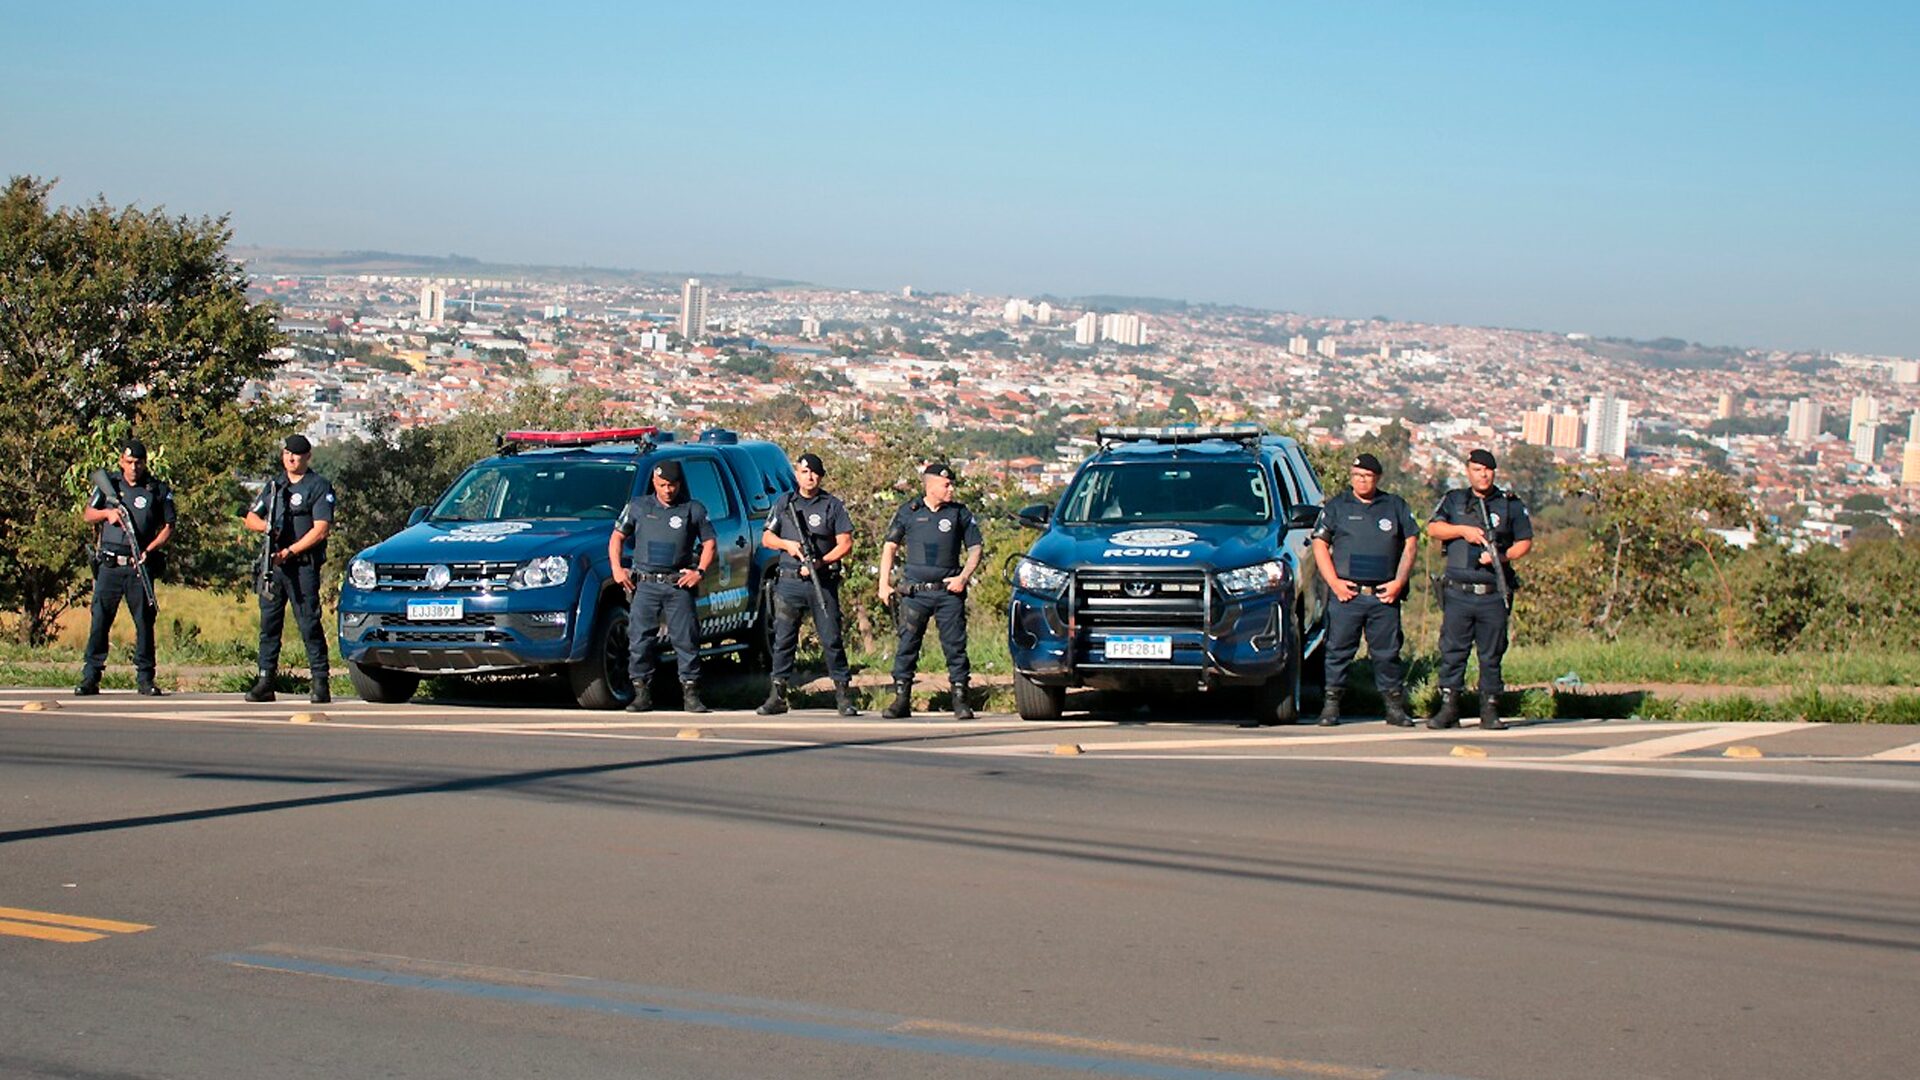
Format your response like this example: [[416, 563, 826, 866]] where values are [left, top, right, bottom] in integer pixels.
[[1467, 448, 1498, 469], [283, 434, 313, 455], [1350, 452, 1383, 475], [122, 438, 149, 460], [652, 459, 685, 483], [923, 462, 955, 481], [796, 453, 825, 475]]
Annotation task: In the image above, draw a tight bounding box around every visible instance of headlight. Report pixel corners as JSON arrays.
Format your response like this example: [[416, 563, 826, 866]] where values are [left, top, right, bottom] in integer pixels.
[[1216, 560, 1288, 597], [348, 558, 378, 590], [510, 554, 572, 589], [1013, 557, 1070, 598]]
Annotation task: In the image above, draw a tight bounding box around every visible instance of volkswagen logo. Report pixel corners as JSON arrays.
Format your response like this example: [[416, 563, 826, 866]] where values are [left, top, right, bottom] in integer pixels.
[[1123, 580, 1156, 598], [424, 564, 452, 590]]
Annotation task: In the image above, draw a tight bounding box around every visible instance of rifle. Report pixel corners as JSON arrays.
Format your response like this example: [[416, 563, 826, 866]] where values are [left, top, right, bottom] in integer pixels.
[[783, 495, 842, 642], [90, 470, 155, 611], [255, 479, 283, 601], [1474, 492, 1511, 607]]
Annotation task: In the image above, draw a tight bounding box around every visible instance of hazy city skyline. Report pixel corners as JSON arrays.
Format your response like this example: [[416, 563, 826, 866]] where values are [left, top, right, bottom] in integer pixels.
[[4, 1, 1915, 355]]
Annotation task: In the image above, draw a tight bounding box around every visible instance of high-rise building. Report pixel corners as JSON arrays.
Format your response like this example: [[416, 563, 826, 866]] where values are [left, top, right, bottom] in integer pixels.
[[678, 279, 708, 340], [1003, 299, 1026, 324], [1853, 422, 1882, 465], [799, 315, 821, 339], [1715, 392, 1738, 420], [1893, 360, 1920, 385], [1521, 410, 1552, 446], [1034, 301, 1054, 325], [1904, 444, 1920, 486], [1315, 337, 1338, 359], [1786, 398, 1822, 444], [1073, 312, 1098, 346], [1850, 394, 1880, 440], [419, 283, 445, 323], [1584, 394, 1630, 458], [1099, 313, 1145, 347], [1910, 411, 1920, 444], [1288, 335, 1309, 357], [1549, 411, 1584, 450]]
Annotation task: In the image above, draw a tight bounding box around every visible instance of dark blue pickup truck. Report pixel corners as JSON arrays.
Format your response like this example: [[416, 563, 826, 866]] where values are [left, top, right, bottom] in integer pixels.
[[337, 427, 794, 707], [1007, 425, 1329, 723]]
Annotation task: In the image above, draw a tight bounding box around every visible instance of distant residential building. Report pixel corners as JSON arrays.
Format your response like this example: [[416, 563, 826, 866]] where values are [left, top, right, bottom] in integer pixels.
[[1716, 392, 1738, 420], [1034, 301, 1054, 325], [799, 315, 822, 339], [1850, 393, 1880, 441], [679, 279, 708, 340], [1852, 422, 1881, 465], [1549, 410, 1584, 450], [541, 304, 569, 319], [1378, 342, 1392, 360], [1521, 410, 1552, 446], [1893, 359, 1920, 385], [1073, 312, 1098, 345], [1098, 313, 1145, 347], [1003, 299, 1026, 324], [1315, 337, 1338, 359], [1786, 398, 1822, 444], [1911, 411, 1920, 444], [1584, 393, 1630, 458], [419, 283, 445, 323], [1288, 335, 1309, 357], [1904, 444, 1920, 485], [637, 330, 672, 352]]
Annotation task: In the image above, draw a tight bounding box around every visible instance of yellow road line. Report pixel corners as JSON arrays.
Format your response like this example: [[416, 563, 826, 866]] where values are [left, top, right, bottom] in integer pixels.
[[0, 906, 152, 934], [891, 1018, 1386, 1079], [0, 918, 106, 943]]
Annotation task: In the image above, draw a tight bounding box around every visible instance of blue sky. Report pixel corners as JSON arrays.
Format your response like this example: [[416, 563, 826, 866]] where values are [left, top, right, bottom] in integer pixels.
[[4, 1, 1916, 354]]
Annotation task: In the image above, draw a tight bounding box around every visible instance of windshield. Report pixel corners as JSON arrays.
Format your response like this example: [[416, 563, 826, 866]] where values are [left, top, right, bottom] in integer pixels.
[[1060, 461, 1275, 525], [430, 460, 637, 522]]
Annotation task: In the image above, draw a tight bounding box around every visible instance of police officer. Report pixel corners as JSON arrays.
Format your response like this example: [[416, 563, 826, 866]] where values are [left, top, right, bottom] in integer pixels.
[[610, 459, 717, 714], [757, 452, 858, 717], [1425, 448, 1532, 730], [1310, 452, 1419, 727], [76, 438, 176, 696], [877, 462, 983, 720], [243, 435, 337, 703]]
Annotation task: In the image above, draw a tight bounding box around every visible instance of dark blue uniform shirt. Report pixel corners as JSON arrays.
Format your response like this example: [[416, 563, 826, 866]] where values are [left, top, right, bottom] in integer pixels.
[[1312, 489, 1418, 584], [885, 498, 982, 583], [767, 490, 853, 574], [249, 472, 337, 562], [616, 494, 717, 573], [91, 476, 176, 554], [1430, 486, 1531, 585]]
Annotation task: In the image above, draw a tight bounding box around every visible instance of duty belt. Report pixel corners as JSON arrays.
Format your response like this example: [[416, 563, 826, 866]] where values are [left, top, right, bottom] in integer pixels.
[[1443, 577, 1502, 596], [631, 571, 687, 584], [1342, 581, 1393, 596], [98, 552, 140, 567], [899, 580, 952, 595]]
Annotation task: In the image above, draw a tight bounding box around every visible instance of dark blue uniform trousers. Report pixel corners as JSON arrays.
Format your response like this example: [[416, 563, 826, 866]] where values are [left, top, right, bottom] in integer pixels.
[[1323, 591, 1406, 693], [83, 563, 156, 683], [1435, 588, 1509, 695], [769, 574, 850, 684], [892, 589, 970, 684], [259, 560, 329, 678], [628, 580, 701, 685]]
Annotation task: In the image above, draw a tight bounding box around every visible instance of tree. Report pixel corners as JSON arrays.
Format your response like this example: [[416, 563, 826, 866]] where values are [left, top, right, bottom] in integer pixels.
[[0, 176, 286, 642]]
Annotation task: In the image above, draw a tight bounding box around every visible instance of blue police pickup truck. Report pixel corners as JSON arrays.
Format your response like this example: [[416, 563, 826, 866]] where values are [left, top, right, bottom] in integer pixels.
[[338, 427, 794, 707], [1007, 424, 1329, 723]]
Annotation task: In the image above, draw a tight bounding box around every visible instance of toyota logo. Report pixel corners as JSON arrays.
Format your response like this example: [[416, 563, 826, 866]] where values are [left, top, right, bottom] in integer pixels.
[[1123, 581, 1155, 598]]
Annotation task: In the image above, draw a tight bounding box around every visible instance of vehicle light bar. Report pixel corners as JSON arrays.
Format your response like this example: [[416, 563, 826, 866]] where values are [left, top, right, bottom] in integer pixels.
[[1096, 424, 1266, 447], [500, 427, 660, 450]]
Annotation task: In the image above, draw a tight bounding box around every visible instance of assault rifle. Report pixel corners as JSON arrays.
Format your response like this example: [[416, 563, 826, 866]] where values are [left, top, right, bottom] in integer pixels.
[[90, 470, 155, 611], [783, 495, 842, 642], [255, 479, 283, 601], [1475, 493, 1511, 606]]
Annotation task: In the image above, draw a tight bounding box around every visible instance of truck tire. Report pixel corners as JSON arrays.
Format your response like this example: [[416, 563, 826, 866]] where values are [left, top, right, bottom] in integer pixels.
[[347, 661, 420, 704], [569, 600, 633, 710], [1013, 671, 1065, 722], [1256, 608, 1304, 725]]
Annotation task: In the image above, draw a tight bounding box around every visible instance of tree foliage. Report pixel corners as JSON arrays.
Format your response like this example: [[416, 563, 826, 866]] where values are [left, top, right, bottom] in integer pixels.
[[0, 176, 286, 642]]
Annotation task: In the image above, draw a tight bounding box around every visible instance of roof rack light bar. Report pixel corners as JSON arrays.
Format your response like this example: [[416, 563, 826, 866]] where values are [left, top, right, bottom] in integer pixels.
[[1096, 424, 1266, 447], [499, 426, 660, 452]]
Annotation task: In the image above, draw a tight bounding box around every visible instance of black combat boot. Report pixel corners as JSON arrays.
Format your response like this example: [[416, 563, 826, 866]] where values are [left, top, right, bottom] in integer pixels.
[[310, 675, 332, 705], [951, 682, 975, 721], [74, 675, 101, 696], [681, 681, 711, 715], [624, 684, 653, 712], [756, 680, 789, 716], [1317, 688, 1344, 727], [1480, 694, 1508, 730], [244, 672, 277, 703], [1382, 689, 1413, 727], [1425, 688, 1461, 730], [137, 681, 165, 697], [834, 682, 859, 717], [881, 681, 913, 719]]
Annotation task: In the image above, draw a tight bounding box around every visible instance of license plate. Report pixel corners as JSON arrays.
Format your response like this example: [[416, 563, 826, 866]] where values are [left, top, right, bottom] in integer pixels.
[[407, 600, 464, 621], [1106, 634, 1172, 660]]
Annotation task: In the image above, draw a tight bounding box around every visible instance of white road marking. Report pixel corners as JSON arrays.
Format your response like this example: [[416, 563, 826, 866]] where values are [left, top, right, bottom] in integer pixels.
[[1556, 722, 1815, 761], [1870, 740, 1920, 761]]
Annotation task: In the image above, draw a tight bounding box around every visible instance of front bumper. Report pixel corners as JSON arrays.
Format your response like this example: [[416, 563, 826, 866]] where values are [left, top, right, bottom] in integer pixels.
[[1009, 585, 1291, 691], [338, 587, 579, 674]]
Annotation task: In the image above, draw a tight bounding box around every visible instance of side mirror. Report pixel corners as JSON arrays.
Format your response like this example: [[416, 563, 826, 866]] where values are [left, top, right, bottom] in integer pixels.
[[1286, 504, 1321, 529], [1016, 503, 1053, 530], [407, 506, 428, 527]]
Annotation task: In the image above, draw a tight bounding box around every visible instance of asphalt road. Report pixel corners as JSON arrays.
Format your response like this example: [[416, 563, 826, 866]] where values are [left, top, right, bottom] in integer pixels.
[[3, 691, 1918, 1080]]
